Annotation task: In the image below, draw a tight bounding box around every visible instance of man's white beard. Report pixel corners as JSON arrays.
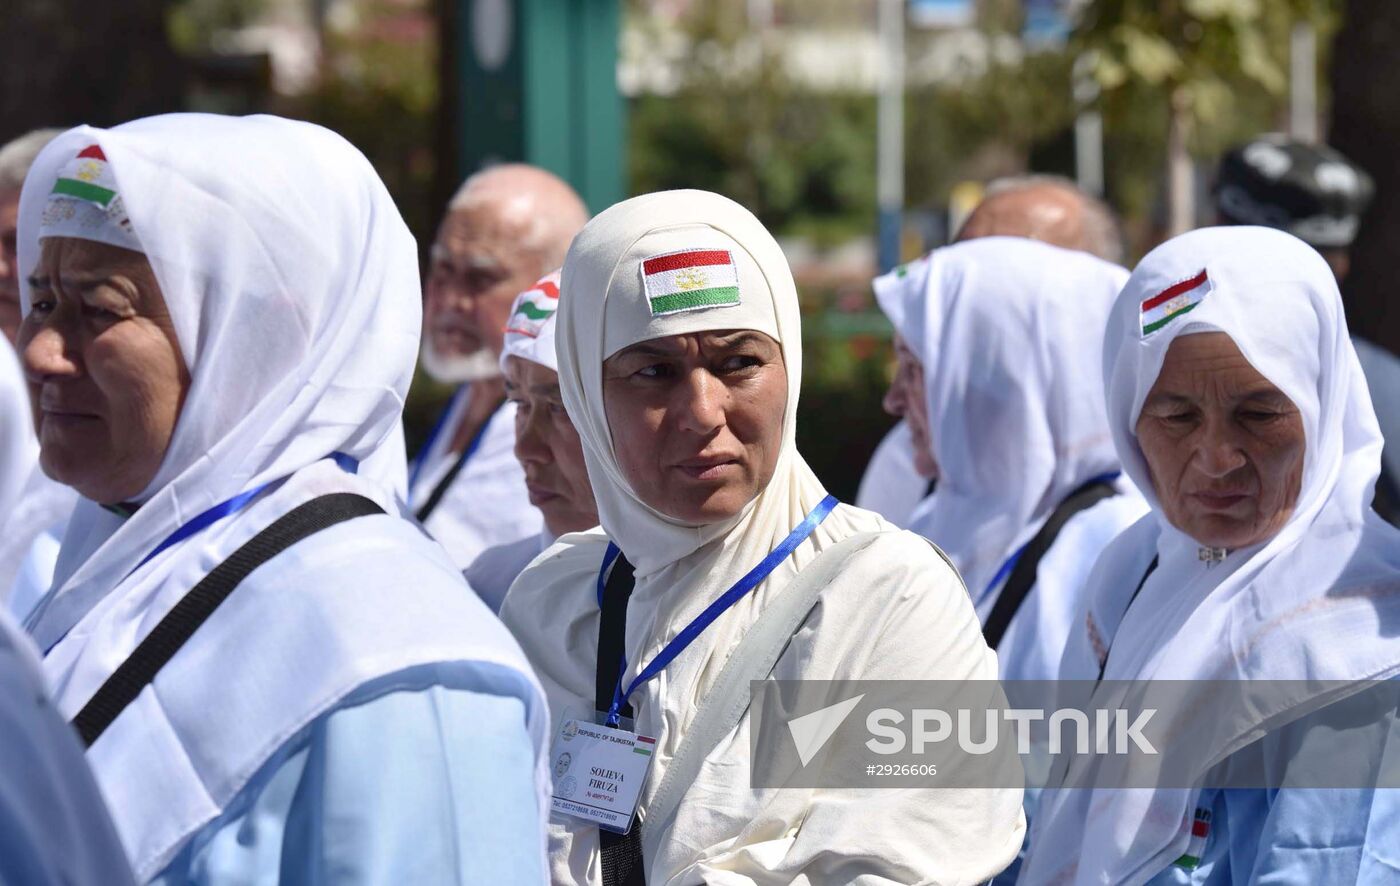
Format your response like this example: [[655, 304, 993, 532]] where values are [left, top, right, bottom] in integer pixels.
[[419, 341, 501, 384]]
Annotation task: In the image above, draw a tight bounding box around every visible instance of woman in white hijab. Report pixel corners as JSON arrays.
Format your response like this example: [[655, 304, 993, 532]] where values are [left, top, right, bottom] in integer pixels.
[[465, 269, 600, 611], [1022, 226, 1400, 884], [15, 114, 549, 883], [499, 189, 1024, 884], [874, 237, 1148, 682]]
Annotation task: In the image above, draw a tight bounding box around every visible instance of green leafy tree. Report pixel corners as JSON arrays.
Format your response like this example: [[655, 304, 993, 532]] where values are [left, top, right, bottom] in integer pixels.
[[1073, 0, 1336, 235]]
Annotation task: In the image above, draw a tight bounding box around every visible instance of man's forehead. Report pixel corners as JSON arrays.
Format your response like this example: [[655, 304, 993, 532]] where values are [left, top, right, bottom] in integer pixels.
[[428, 238, 505, 271], [507, 354, 561, 387]]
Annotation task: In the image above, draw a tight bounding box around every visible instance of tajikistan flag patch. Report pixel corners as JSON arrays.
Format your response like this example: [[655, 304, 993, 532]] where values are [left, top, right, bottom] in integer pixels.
[[1141, 269, 1210, 336], [641, 249, 741, 316]]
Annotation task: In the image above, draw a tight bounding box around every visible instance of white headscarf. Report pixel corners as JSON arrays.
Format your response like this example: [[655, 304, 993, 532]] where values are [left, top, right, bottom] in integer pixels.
[[17, 114, 415, 651], [1024, 226, 1400, 885], [500, 269, 562, 373], [874, 236, 1131, 599], [555, 189, 813, 584]]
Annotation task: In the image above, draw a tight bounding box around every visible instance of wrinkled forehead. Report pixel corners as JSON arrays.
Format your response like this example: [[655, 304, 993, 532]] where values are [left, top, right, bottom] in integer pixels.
[[602, 224, 780, 360], [36, 235, 152, 282]]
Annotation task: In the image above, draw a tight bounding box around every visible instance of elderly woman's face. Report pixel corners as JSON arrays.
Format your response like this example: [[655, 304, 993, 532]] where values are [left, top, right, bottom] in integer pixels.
[[603, 330, 786, 524], [1136, 332, 1305, 550], [506, 355, 598, 536], [19, 237, 189, 504], [881, 334, 938, 479]]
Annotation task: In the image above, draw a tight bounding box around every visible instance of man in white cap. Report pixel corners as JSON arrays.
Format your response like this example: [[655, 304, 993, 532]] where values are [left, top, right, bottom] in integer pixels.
[[464, 270, 599, 611], [413, 164, 590, 567]]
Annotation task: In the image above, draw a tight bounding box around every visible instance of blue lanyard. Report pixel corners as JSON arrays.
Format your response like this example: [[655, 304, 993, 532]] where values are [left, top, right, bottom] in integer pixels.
[[982, 541, 1030, 601], [407, 385, 465, 494], [980, 470, 1122, 600], [125, 452, 360, 581], [599, 494, 839, 727]]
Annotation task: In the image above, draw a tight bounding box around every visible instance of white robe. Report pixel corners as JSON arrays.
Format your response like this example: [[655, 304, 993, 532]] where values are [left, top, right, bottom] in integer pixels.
[[409, 389, 543, 569], [984, 492, 1147, 683], [465, 530, 552, 613], [40, 460, 551, 881], [502, 511, 1025, 885]]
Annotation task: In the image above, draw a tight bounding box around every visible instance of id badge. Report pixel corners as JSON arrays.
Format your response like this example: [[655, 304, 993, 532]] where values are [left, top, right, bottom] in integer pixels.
[[548, 711, 656, 834]]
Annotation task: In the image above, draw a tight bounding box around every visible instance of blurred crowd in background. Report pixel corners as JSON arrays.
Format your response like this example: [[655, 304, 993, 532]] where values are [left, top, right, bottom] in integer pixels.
[[3, 0, 1393, 497]]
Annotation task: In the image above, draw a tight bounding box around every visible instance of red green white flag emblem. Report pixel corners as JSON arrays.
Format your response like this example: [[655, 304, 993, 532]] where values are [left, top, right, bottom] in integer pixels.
[[1172, 806, 1212, 871], [50, 145, 118, 209], [504, 271, 560, 339], [641, 249, 741, 316], [1141, 269, 1210, 336]]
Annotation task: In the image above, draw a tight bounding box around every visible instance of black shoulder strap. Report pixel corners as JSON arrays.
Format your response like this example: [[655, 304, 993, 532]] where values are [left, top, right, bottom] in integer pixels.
[[983, 478, 1119, 650], [71, 492, 384, 748], [595, 550, 646, 886], [1096, 554, 1158, 683]]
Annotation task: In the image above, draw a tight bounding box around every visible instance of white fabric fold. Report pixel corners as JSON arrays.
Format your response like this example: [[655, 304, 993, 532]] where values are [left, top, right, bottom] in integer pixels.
[[1023, 225, 1400, 885]]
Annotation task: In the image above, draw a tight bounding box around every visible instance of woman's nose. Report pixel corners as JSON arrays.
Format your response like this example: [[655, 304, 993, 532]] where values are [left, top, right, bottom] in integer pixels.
[[21, 321, 80, 383], [514, 407, 551, 466], [882, 377, 907, 418], [1194, 422, 1249, 478], [674, 369, 725, 436]]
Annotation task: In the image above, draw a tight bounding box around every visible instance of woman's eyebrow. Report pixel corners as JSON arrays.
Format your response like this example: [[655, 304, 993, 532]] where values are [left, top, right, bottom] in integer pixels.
[[1142, 392, 1192, 409], [708, 331, 771, 351], [617, 342, 679, 359], [1240, 389, 1294, 407]]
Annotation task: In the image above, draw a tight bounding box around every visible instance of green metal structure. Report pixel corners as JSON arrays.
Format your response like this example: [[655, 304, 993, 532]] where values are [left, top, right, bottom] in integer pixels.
[[456, 0, 625, 213]]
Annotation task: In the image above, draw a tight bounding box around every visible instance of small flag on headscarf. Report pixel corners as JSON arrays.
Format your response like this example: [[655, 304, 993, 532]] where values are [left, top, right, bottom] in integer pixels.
[[1140, 269, 1209, 336], [641, 248, 741, 316]]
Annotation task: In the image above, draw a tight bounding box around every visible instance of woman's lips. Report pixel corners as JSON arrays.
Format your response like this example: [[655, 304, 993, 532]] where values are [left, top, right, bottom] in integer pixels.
[[674, 456, 741, 481], [526, 483, 560, 505], [1189, 491, 1251, 511]]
